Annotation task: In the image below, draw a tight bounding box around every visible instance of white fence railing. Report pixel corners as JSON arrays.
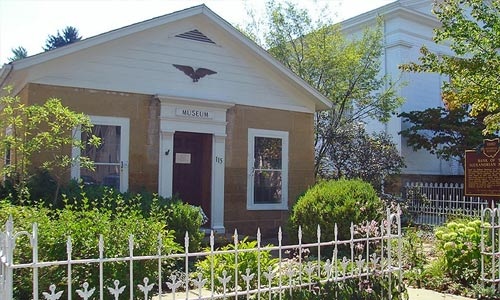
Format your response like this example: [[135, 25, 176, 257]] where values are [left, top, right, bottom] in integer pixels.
[[1, 209, 403, 300], [404, 182, 488, 225], [481, 207, 500, 289]]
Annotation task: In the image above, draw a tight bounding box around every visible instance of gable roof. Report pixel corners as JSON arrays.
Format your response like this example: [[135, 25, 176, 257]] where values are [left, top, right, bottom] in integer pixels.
[[0, 5, 331, 111]]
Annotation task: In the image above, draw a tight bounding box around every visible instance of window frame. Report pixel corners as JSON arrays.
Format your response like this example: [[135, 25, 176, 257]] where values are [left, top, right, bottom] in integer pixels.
[[71, 116, 130, 193], [247, 128, 289, 210]]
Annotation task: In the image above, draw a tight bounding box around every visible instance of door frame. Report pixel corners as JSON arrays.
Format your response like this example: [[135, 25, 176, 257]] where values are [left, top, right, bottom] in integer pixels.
[[157, 95, 234, 233], [71, 115, 130, 193]]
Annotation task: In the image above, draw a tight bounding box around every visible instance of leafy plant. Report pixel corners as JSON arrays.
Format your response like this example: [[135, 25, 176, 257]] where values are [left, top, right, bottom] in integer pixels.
[[401, 228, 428, 288], [0, 88, 100, 204], [289, 179, 384, 243], [472, 283, 500, 300], [61, 183, 205, 252], [195, 237, 278, 293], [0, 198, 181, 300], [434, 218, 484, 286]]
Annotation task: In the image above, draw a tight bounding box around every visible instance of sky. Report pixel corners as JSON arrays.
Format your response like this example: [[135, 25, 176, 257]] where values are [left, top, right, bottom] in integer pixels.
[[0, 0, 396, 65]]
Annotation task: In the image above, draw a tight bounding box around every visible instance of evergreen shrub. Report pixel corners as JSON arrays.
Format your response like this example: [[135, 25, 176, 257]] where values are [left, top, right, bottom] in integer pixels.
[[289, 179, 384, 242]]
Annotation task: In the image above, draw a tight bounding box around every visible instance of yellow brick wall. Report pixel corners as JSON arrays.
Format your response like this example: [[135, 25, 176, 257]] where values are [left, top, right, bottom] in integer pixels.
[[25, 83, 160, 192], [224, 105, 315, 237]]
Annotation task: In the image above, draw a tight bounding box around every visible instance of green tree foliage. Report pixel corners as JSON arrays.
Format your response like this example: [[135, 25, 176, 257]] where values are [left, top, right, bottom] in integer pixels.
[[43, 26, 82, 51], [243, 1, 403, 178], [400, 0, 500, 134], [0, 87, 100, 203], [8, 46, 28, 62], [399, 106, 495, 167], [318, 122, 405, 191]]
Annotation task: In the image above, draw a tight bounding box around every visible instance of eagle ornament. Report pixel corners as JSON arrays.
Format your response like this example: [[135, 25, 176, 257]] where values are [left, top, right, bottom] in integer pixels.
[[173, 64, 217, 82]]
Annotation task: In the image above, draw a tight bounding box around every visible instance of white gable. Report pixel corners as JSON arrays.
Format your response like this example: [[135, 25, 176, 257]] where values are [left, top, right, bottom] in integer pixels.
[[1, 5, 330, 113]]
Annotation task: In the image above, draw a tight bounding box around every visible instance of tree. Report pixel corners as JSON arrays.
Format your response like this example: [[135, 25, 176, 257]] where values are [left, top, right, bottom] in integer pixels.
[[243, 1, 404, 178], [8, 46, 28, 62], [0, 87, 100, 204], [317, 122, 405, 191], [399, 106, 495, 167], [43, 26, 82, 51], [400, 0, 500, 134]]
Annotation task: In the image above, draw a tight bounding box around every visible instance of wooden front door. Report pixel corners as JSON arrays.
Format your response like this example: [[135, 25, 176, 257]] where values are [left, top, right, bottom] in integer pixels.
[[173, 132, 212, 221]]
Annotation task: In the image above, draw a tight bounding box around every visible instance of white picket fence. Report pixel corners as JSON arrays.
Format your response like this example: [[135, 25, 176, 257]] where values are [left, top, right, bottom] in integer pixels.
[[404, 182, 488, 225], [0, 208, 403, 300]]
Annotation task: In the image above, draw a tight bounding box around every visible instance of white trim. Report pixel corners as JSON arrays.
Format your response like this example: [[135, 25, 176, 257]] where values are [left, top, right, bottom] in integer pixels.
[[247, 128, 289, 211], [71, 116, 130, 193], [158, 96, 230, 232]]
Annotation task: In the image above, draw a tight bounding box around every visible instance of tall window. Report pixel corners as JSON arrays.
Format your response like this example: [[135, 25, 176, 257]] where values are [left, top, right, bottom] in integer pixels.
[[247, 129, 288, 210], [81, 125, 122, 189], [71, 116, 129, 193]]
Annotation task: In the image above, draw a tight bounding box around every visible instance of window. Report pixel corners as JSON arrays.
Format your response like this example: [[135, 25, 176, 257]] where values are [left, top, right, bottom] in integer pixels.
[[81, 124, 122, 189], [71, 116, 129, 193], [247, 129, 288, 210]]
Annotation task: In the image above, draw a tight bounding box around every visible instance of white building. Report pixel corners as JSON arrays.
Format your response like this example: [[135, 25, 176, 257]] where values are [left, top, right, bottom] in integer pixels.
[[341, 0, 463, 183]]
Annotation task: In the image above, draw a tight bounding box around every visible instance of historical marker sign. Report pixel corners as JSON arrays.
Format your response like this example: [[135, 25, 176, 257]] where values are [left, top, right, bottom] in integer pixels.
[[465, 138, 500, 197]]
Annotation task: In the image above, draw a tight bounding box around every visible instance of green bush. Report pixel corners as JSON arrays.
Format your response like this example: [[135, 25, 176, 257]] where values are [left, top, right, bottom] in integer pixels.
[[0, 198, 181, 300], [165, 201, 206, 251], [434, 218, 484, 286], [0, 169, 57, 206], [289, 179, 384, 242], [2, 178, 206, 252], [62, 182, 205, 252], [195, 237, 278, 293]]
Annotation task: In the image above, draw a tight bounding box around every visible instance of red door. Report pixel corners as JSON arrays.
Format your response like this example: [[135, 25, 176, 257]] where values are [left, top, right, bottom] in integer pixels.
[[173, 132, 212, 221]]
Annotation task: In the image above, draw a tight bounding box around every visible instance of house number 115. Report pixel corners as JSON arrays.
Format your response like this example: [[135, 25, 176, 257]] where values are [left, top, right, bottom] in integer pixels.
[[215, 156, 223, 164]]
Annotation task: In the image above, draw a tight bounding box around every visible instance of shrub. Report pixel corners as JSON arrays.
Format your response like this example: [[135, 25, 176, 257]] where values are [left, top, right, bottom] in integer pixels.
[[0, 198, 181, 300], [289, 179, 384, 242], [434, 218, 484, 286], [165, 201, 206, 251], [62, 182, 205, 252], [195, 237, 278, 293]]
